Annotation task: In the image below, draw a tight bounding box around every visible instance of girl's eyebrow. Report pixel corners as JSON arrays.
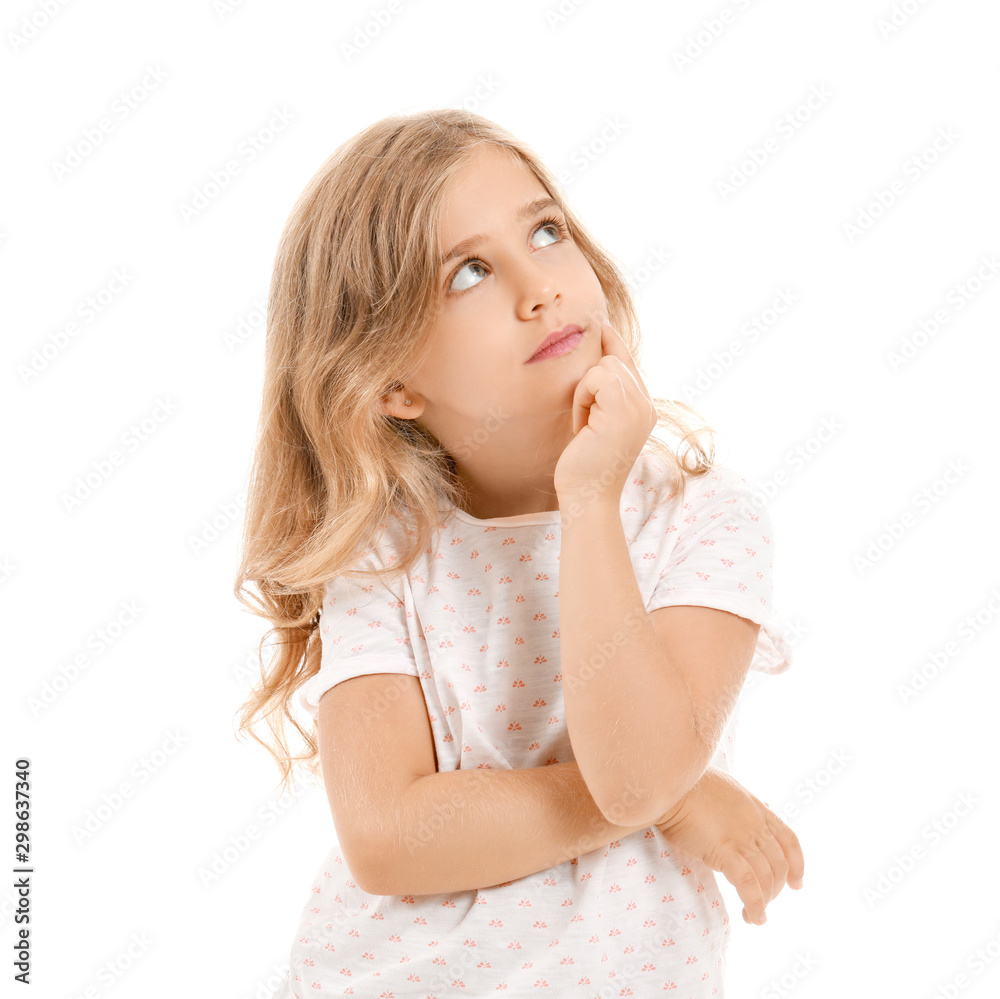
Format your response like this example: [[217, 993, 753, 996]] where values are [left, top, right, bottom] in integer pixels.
[[439, 196, 562, 267]]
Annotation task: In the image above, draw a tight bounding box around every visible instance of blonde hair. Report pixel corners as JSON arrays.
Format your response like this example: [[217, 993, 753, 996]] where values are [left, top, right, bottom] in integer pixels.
[[233, 108, 718, 796]]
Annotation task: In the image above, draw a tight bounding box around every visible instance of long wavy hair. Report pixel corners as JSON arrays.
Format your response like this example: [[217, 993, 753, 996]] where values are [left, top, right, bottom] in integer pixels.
[[233, 108, 718, 796]]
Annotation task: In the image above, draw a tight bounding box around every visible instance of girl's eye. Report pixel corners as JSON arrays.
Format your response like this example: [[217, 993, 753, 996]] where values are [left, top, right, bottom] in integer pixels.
[[448, 216, 569, 295]]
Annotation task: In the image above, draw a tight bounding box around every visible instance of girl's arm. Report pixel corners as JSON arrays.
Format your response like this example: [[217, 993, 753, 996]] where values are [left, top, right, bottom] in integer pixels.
[[362, 760, 652, 896]]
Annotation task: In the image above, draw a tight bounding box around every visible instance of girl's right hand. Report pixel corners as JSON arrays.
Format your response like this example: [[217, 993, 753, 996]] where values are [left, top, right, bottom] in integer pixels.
[[653, 766, 805, 926]]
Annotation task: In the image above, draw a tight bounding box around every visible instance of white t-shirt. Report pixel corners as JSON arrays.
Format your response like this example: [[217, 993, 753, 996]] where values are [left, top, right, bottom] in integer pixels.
[[279, 441, 793, 998]]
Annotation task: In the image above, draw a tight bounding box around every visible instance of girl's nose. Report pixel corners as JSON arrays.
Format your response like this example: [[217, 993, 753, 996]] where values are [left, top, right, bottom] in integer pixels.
[[512, 261, 559, 318]]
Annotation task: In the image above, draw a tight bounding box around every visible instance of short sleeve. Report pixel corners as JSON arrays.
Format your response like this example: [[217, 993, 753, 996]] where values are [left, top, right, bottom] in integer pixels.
[[645, 464, 793, 676], [291, 567, 420, 721]]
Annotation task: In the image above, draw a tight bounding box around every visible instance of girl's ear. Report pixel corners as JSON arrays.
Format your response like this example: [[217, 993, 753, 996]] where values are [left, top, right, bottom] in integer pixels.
[[379, 383, 422, 418]]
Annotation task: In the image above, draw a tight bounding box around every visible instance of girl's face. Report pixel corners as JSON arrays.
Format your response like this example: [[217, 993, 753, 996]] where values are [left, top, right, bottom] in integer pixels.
[[385, 144, 608, 458]]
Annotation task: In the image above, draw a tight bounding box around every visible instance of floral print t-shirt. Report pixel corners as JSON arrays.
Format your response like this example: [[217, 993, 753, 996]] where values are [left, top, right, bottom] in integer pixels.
[[278, 442, 793, 998]]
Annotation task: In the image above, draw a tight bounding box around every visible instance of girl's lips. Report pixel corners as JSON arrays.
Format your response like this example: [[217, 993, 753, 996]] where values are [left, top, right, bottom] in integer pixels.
[[525, 329, 585, 363], [526, 324, 585, 363]]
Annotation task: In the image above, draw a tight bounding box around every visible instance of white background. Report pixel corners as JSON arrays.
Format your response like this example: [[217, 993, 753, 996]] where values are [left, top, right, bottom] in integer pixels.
[[5, 0, 999, 996]]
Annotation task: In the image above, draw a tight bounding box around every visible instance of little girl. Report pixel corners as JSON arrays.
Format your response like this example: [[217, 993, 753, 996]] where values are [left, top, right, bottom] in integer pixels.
[[235, 108, 804, 998]]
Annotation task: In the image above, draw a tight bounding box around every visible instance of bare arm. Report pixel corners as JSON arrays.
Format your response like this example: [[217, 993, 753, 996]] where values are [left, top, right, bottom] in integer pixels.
[[362, 760, 652, 897], [558, 497, 704, 826]]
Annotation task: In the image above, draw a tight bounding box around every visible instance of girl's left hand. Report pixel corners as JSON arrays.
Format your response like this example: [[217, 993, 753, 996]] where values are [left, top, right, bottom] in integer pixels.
[[553, 321, 658, 502], [654, 767, 805, 927]]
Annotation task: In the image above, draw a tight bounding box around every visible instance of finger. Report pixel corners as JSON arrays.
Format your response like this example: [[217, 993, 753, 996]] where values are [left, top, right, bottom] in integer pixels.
[[719, 852, 768, 926], [765, 812, 805, 890], [570, 364, 617, 436], [600, 322, 654, 403], [753, 822, 790, 904], [739, 842, 776, 915]]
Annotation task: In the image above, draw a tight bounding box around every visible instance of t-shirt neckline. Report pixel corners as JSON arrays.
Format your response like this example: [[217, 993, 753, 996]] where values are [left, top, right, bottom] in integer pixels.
[[438, 479, 650, 527], [443, 504, 562, 527]]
